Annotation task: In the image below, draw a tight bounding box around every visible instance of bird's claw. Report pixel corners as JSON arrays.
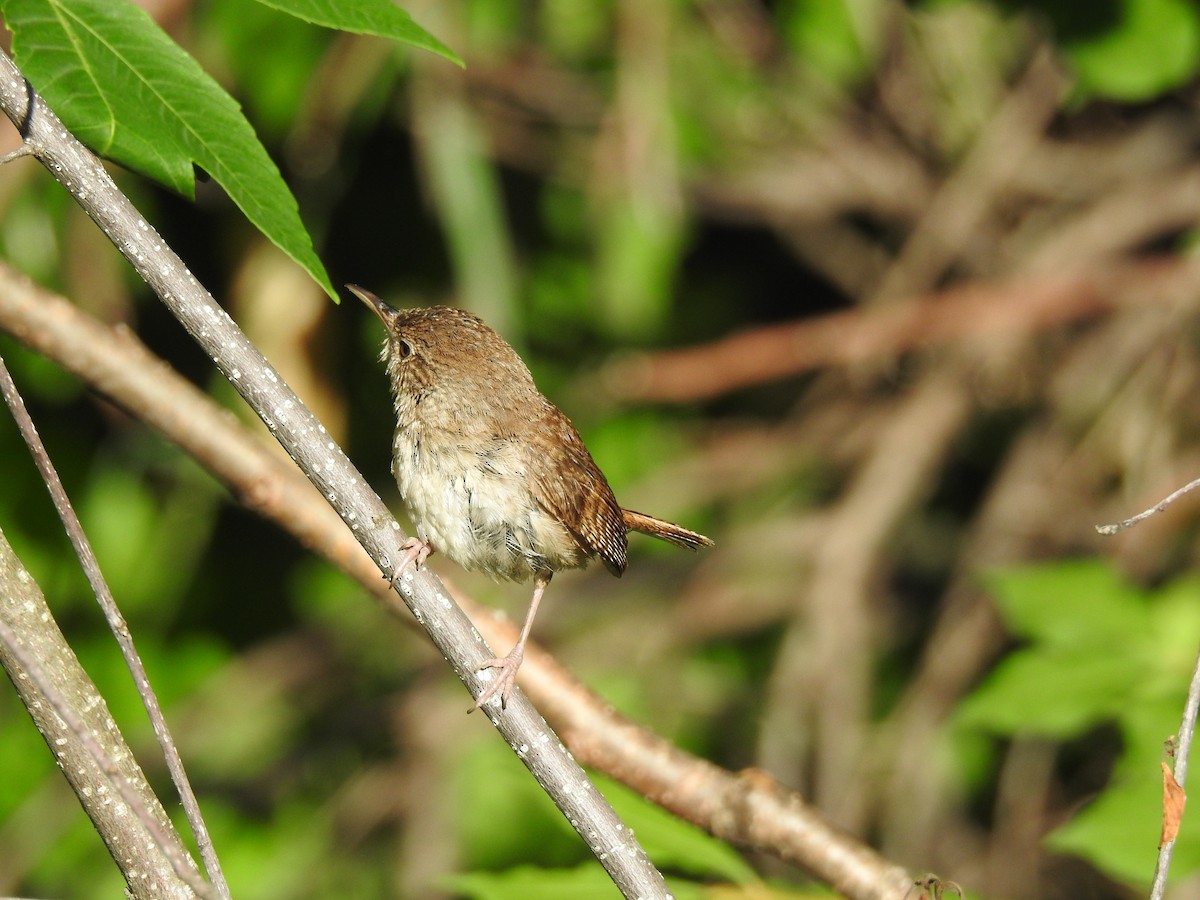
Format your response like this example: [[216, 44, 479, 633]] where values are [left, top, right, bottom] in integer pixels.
[[385, 537, 433, 585], [470, 646, 525, 712]]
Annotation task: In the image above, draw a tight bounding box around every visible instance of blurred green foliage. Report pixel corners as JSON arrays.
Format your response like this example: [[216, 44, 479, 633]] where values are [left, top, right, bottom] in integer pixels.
[[992, 0, 1200, 100], [958, 562, 1200, 887]]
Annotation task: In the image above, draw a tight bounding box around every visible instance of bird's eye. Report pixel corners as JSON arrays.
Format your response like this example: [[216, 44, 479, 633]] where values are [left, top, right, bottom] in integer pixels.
[[397, 338, 414, 360]]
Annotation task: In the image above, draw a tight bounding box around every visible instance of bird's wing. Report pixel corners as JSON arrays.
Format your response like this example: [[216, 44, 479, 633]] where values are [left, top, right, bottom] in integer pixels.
[[522, 403, 627, 575]]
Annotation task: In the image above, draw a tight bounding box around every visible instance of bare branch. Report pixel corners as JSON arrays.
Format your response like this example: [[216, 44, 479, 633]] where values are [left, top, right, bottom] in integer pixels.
[[0, 52, 669, 898], [0, 528, 211, 899], [1150, 644, 1200, 898], [0, 354, 229, 898], [600, 258, 1197, 405], [1096, 476, 1200, 535]]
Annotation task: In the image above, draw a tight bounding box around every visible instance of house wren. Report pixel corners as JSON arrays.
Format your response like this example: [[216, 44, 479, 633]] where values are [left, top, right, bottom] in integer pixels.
[[350, 285, 712, 711]]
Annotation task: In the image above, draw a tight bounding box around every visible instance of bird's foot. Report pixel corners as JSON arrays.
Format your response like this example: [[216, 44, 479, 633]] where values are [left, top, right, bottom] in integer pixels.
[[386, 537, 433, 585], [471, 644, 525, 712]]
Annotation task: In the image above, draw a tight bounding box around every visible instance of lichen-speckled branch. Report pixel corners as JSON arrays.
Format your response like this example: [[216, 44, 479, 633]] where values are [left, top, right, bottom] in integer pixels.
[[0, 527, 209, 899], [0, 49, 671, 900]]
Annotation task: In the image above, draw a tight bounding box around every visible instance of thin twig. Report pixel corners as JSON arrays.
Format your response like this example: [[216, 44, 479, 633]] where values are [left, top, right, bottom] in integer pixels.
[[0, 354, 225, 898], [1095, 476, 1200, 535], [0, 143, 31, 166], [1149, 644, 1200, 898]]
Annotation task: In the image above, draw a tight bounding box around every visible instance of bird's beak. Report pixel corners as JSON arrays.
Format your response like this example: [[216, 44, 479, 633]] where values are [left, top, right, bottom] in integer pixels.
[[347, 284, 397, 328]]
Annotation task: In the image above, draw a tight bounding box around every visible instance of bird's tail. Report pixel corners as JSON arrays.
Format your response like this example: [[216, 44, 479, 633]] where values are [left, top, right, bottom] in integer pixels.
[[622, 509, 713, 550]]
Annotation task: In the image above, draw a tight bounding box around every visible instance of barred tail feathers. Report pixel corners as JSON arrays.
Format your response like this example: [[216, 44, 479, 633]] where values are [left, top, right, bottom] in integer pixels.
[[621, 509, 713, 550]]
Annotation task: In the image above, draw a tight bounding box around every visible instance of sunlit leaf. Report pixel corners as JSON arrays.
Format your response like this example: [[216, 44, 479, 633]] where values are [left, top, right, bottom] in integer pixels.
[[254, 0, 461, 66], [1, 0, 336, 296]]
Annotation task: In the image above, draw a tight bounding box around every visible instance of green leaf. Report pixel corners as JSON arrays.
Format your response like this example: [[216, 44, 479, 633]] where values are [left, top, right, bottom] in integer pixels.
[[984, 561, 1152, 648], [1046, 765, 1159, 886], [1064, 0, 1200, 102], [1046, 699, 1191, 885], [959, 562, 1200, 737], [1, 0, 336, 296], [253, 0, 462, 67], [955, 645, 1146, 737], [4, 0, 193, 192], [962, 562, 1200, 883]]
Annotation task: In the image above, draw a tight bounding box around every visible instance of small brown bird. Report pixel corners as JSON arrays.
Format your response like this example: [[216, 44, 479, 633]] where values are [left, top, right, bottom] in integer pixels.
[[350, 285, 712, 710]]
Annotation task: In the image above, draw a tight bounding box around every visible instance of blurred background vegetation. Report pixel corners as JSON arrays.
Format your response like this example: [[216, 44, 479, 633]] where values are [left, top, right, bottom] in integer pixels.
[[3, 0, 1200, 897]]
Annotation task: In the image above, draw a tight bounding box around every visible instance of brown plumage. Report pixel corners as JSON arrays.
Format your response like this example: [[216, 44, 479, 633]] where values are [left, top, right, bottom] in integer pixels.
[[350, 285, 712, 710]]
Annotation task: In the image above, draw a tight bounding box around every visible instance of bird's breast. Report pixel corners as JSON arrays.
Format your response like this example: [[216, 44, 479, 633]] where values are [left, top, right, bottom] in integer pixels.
[[391, 425, 588, 581]]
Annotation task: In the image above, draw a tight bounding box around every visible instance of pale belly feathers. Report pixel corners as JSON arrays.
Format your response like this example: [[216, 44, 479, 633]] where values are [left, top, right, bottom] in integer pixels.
[[392, 425, 586, 581]]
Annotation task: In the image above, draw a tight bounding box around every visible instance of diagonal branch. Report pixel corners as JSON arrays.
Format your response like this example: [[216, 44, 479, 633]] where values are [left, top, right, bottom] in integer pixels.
[[0, 355, 225, 897], [0, 50, 669, 899], [0, 352, 229, 898], [0, 263, 917, 900], [0, 526, 211, 899]]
